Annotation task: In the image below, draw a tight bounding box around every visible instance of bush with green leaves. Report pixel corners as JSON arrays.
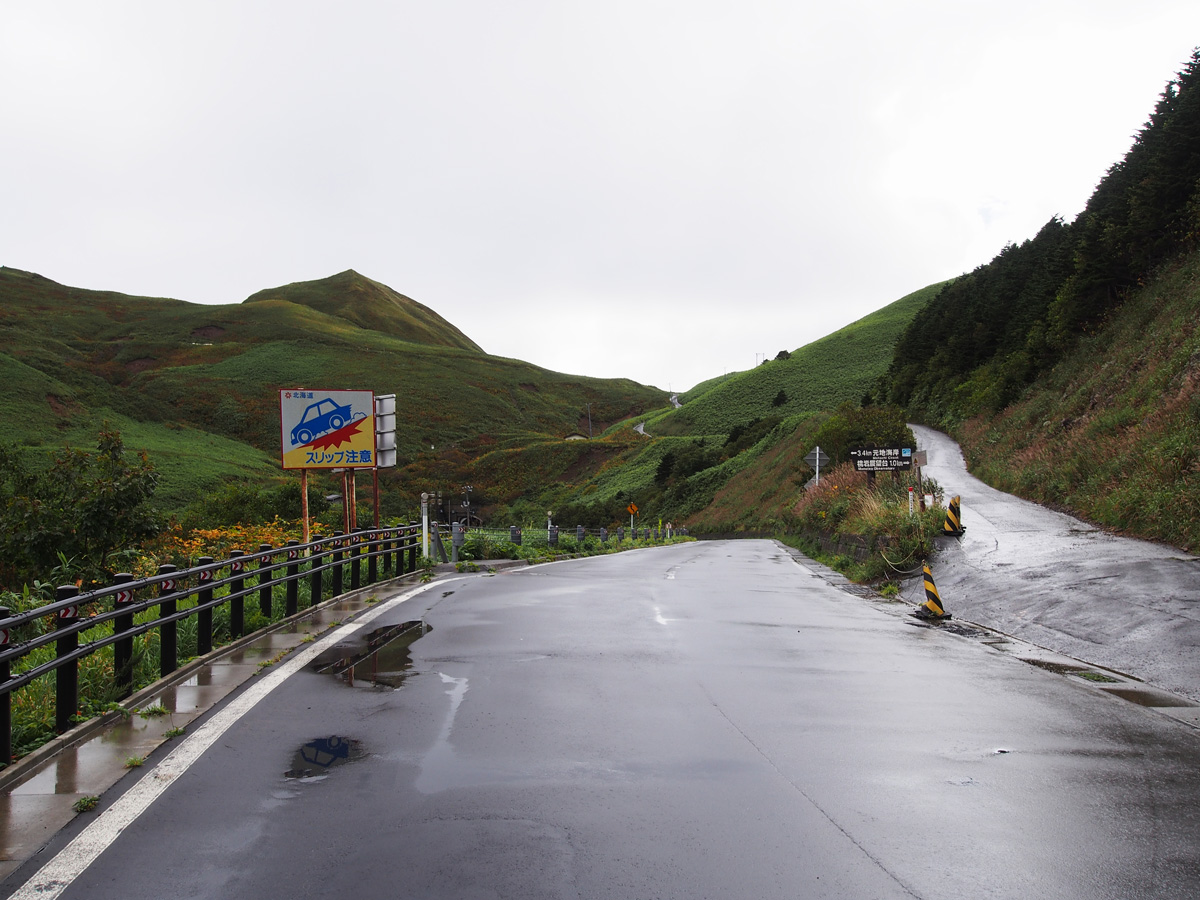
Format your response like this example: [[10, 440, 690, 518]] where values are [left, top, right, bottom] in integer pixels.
[[0, 430, 158, 590]]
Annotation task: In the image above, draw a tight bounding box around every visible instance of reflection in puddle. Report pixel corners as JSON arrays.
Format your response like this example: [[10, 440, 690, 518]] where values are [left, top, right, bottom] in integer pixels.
[[312, 620, 428, 688], [285, 736, 366, 780], [1100, 686, 1197, 708]]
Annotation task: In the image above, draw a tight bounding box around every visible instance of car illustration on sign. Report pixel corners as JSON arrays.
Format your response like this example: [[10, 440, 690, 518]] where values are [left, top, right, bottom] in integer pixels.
[[290, 397, 354, 446]]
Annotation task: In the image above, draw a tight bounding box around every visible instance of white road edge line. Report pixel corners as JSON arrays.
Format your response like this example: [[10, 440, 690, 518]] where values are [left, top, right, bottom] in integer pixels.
[[8, 581, 435, 900]]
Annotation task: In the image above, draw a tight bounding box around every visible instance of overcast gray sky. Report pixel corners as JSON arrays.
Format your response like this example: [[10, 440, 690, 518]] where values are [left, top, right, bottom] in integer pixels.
[[4, 2, 1199, 392]]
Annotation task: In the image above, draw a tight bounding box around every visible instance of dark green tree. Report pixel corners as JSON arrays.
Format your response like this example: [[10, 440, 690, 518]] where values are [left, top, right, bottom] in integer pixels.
[[0, 431, 159, 588]]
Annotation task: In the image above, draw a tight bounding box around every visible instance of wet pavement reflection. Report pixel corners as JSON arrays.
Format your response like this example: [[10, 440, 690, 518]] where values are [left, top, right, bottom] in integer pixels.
[[311, 620, 428, 688], [285, 737, 366, 780]]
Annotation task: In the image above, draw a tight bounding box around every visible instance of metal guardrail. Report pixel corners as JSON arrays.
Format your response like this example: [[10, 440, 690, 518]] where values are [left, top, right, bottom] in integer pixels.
[[0, 525, 423, 768]]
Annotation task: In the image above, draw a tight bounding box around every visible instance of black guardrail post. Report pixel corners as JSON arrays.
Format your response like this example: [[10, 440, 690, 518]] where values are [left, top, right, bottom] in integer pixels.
[[112, 573, 136, 698], [407, 526, 417, 574], [0, 606, 10, 767], [309, 537, 324, 607], [285, 541, 300, 616], [258, 543, 274, 619], [55, 586, 81, 734], [158, 564, 179, 679], [331, 533, 344, 597], [380, 530, 391, 578], [197, 557, 215, 656], [229, 550, 246, 639], [600, 527, 608, 543], [368, 531, 379, 585], [350, 534, 362, 590]]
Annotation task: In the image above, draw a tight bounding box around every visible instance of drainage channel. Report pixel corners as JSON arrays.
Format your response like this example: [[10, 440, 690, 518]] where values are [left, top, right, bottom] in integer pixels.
[[783, 542, 1200, 722]]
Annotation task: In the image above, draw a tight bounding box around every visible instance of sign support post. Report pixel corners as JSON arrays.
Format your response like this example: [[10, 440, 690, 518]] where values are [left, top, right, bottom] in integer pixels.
[[301, 469, 311, 545], [803, 446, 831, 484], [421, 493, 430, 559]]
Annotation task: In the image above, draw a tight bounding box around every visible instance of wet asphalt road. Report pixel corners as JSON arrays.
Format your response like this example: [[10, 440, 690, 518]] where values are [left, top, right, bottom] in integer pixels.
[[10, 540, 1200, 899], [912, 425, 1200, 702]]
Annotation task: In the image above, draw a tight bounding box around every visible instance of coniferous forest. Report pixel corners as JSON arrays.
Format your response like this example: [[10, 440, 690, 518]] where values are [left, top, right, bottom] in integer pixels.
[[882, 50, 1200, 423]]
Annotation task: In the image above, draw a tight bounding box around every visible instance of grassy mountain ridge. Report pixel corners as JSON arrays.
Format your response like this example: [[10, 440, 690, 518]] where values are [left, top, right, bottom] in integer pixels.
[[0, 266, 665, 518], [534, 283, 940, 529], [243, 269, 482, 351], [647, 281, 945, 437]]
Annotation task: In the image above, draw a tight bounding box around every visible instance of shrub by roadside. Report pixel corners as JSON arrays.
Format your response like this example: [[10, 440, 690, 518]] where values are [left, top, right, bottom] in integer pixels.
[[786, 462, 945, 583]]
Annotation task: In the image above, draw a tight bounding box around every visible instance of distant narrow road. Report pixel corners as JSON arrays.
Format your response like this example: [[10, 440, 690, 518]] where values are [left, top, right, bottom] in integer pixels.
[[9, 541, 1200, 899], [913, 424, 1200, 700]]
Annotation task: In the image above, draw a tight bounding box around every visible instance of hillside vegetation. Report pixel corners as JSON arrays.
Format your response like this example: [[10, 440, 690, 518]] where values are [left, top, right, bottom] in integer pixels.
[[876, 49, 1200, 551], [12, 52, 1199, 562], [956, 248, 1200, 549], [883, 50, 1200, 425], [243, 269, 482, 351], [0, 267, 664, 520], [647, 281, 944, 437], [538, 285, 937, 529]]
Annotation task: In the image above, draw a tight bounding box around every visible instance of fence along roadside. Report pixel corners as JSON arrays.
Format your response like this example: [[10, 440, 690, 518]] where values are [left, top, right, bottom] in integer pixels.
[[0, 525, 423, 770]]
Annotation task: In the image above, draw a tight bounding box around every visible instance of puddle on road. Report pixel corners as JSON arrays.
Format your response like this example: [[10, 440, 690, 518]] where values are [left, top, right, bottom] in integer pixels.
[[1023, 658, 1118, 683], [1099, 686, 1198, 708], [311, 620, 429, 688], [285, 736, 366, 780]]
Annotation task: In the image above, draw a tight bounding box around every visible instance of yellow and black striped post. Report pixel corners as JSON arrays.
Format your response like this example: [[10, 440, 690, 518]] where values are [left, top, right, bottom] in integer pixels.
[[914, 562, 951, 620], [942, 495, 965, 536]]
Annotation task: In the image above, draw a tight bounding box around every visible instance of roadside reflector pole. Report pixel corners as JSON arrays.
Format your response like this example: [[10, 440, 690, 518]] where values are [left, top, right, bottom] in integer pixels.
[[913, 562, 951, 621], [943, 495, 965, 537]]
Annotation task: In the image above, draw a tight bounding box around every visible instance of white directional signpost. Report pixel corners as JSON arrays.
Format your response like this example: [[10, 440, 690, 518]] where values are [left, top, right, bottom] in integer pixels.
[[848, 446, 914, 472], [373, 394, 397, 528], [849, 446, 915, 486], [804, 446, 831, 484]]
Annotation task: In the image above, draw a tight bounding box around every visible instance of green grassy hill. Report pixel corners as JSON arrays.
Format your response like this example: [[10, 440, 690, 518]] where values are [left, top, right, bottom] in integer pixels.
[[243, 269, 482, 351], [1, 262, 945, 533], [647, 281, 945, 437], [0, 266, 665, 518], [520, 282, 942, 530]]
